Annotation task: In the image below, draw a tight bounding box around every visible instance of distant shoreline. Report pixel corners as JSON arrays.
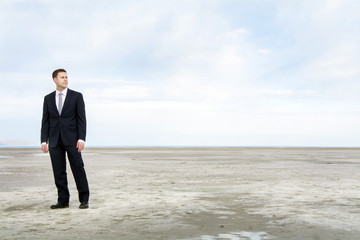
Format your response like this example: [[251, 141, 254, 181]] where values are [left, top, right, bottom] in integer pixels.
[[1, 145, 359, 149]]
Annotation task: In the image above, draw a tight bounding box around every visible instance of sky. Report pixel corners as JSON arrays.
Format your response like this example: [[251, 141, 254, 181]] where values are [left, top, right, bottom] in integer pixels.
[[0, 0, 360, 147]]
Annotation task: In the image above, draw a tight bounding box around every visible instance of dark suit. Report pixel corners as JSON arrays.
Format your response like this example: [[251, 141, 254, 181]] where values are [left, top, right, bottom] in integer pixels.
[[41, 88, 89, 203]]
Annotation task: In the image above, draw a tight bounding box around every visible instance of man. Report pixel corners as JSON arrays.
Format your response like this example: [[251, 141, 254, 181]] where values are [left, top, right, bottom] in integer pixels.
[[41, 69, 90, 209]]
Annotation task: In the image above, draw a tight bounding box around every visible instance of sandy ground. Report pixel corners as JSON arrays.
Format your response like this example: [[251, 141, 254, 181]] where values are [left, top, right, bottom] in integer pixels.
[[0, 147, 359, 240]]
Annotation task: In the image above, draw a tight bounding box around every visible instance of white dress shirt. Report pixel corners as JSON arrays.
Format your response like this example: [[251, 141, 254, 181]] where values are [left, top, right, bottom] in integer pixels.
[[56, 88, 68, 112]]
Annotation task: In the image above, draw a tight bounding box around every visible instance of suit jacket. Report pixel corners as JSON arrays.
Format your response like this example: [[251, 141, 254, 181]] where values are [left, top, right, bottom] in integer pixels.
[[41, 89, 86, 148]]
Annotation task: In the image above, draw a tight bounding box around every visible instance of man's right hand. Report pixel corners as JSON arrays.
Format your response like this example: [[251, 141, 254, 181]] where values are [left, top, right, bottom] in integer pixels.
[[41, 144, 48, 153]]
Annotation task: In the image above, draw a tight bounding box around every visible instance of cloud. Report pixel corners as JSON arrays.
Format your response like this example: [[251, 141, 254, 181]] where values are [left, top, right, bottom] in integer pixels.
[[1, 0, 360, 146]]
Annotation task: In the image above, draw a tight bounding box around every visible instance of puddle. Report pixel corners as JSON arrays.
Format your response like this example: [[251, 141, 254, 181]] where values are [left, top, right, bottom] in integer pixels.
[[183, 231, 272, 240]]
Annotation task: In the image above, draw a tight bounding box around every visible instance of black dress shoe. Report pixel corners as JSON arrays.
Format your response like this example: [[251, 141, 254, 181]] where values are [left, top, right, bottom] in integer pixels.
[[50, 202, 69, 209], [79, 202, 89, 209]]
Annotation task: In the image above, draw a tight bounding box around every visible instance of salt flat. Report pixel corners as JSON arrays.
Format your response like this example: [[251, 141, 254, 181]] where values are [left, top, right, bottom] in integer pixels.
[[0, 148, 359, 240]]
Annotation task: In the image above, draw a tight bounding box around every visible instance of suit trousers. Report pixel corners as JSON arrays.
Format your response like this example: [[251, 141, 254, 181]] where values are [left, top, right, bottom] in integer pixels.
[[49, 135, 90, 203]]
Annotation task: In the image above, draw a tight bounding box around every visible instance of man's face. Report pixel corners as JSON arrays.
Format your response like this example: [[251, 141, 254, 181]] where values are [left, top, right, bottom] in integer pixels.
[[54, 72, 68, 90]]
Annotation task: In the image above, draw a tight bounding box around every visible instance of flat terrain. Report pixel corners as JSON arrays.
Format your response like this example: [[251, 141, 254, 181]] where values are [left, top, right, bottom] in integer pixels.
[[0, 148, 359, 239]]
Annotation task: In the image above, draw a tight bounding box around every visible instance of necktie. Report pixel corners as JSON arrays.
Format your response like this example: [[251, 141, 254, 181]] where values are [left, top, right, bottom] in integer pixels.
[[58, 93, 63, 114]]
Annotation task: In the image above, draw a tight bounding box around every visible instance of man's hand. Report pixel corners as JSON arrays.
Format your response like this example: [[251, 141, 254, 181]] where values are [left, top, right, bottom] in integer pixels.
[[41, 144, 48, 153], [77, 141, 85, 152]]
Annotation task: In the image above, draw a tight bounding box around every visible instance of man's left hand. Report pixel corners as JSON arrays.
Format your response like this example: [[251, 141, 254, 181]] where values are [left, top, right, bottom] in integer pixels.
[[77, 141, 85, 152]]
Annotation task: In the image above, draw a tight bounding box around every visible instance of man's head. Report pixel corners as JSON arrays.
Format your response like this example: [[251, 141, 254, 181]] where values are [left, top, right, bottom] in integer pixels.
[[52, 69, 68, 91]]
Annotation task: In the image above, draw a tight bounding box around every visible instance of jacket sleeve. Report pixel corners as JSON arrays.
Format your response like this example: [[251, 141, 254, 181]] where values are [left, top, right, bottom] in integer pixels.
[[41, 97, 49, 143], [77, 93, 87, 141]]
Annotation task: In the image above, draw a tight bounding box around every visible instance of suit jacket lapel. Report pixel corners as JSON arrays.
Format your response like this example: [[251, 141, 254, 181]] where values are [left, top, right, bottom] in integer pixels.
[[49, 91, 59, 116], [62, 88, 73, 114]]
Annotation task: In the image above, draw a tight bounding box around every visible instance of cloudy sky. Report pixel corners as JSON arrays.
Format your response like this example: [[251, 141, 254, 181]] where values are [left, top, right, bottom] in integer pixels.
[[0, 0, 359, 147]]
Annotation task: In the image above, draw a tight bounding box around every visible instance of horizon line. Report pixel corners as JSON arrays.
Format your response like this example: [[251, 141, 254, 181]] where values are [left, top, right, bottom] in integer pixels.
[[1, 145, 360, 149]]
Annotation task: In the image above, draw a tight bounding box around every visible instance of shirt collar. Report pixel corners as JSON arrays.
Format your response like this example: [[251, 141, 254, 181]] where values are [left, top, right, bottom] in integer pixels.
[[56, 88, 68, 97]]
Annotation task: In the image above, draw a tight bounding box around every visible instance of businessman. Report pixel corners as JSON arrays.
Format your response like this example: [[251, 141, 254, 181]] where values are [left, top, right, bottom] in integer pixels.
[[41, 69, 90, 209]]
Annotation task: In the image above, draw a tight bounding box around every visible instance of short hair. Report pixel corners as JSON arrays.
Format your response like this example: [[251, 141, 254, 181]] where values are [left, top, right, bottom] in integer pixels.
[[52, 69, 67, 79]]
